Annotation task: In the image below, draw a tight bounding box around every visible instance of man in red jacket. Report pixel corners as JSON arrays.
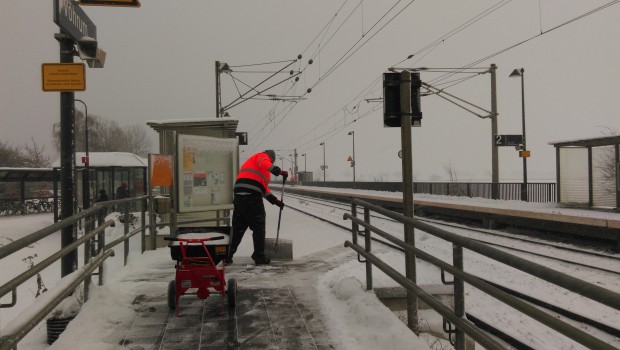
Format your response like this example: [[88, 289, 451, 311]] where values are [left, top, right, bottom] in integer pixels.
[[228, 150, 287, 265]]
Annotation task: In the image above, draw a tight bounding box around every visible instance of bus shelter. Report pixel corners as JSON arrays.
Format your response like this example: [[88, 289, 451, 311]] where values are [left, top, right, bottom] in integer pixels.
[[550, 135, 620, 210], [52, 152, 147, 217]]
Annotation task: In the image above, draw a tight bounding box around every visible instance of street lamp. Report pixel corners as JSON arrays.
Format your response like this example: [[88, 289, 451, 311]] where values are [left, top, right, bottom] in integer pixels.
[[74, 99, 90, 210], [509, 68, 528, 201], [302, 154, 307, 181], [348, 131, 356, 188], [215, 61, 232, 118], [320, 142, 326, 182]]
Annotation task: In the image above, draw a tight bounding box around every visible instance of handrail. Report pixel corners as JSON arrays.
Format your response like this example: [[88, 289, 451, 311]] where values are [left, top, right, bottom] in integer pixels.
[[0, 195, 148, 350], [0, 220, 114, 299], [0, 196, 147, 261], [349, 198, 620, 310], [0, 250, 115, 350], [343, 198, 620, 350], [344, 242, 505, 350]]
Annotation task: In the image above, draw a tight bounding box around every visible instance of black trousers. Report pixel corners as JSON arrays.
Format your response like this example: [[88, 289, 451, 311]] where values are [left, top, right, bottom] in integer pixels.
[[230, 193, 266, 260]]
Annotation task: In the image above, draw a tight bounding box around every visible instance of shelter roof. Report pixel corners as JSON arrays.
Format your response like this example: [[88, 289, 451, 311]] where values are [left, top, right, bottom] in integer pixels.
[[51, 152, 147, 168], [0, 167, 57, 182], [549, 135, 620, 148]]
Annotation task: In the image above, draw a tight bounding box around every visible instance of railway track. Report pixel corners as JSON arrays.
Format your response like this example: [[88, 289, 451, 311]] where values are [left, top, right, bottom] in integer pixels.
[[282, 191, 620, 276], [277, 190, 620, 348]]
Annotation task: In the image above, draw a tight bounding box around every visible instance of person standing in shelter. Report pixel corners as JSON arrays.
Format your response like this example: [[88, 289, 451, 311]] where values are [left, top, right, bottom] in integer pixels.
[[228, 150, 287, 265], [116, 183, 128, 199], [96, 189, 109, 217]]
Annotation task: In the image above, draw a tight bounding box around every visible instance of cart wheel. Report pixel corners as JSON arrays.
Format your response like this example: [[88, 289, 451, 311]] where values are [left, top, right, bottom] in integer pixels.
[[227, 278, 237, 307], [167, 280, 176, 310]]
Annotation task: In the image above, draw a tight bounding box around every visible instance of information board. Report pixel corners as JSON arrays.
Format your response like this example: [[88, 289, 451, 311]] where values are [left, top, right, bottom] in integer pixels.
[[176, 134, 238, 213]]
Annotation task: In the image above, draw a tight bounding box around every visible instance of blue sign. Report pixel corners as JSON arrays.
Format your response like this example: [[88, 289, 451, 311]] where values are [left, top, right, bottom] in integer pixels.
[[54, 0, 97, 42]]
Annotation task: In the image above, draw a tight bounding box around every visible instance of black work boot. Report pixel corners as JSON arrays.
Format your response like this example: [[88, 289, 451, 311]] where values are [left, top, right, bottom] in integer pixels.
[[252, 253, 270, 265], [254, 257, 271, 266]]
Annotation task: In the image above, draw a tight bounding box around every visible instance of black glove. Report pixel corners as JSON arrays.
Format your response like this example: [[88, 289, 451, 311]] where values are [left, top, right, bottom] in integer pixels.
[[280, 170, 288, 179], [274, 199, 284, 208], [266, 193, 278, 204], [271, 166, 282, 176]]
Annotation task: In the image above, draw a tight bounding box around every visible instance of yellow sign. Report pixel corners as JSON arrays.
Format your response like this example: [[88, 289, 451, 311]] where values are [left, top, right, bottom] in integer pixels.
[[519, 150, 531, 158], [79, 0, 140, 7], [42, 63, 86, 92]]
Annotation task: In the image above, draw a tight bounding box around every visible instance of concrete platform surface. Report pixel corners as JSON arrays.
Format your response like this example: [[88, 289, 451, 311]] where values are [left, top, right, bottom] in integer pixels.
[[113, 246, 355, 350]]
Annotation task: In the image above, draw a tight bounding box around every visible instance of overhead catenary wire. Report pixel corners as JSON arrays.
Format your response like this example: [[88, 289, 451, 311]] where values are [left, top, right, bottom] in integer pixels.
[[251, 0, 416, 152], [281, 0, 620, 154], [245, 0, 619, 157]]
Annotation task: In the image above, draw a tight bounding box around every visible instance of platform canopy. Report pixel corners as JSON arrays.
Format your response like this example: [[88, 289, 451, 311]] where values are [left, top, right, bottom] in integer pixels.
[[51, 152, 147, 168], [0, 167, 57, 182]]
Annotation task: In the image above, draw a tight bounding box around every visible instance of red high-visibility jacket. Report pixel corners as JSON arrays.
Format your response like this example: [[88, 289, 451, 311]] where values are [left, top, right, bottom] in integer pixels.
[[234, 152, 277, 196]]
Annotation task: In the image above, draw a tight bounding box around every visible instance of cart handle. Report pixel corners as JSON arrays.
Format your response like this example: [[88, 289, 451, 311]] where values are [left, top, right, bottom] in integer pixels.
[[164, 236, 225, 243]]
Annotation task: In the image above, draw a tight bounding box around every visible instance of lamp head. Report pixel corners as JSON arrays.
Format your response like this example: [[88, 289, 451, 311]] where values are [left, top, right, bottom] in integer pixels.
[[509, 68, 523, 78]]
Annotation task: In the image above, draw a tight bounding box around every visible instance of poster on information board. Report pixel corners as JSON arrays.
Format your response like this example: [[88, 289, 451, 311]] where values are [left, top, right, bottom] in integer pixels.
[[176, 134, 238, 213]]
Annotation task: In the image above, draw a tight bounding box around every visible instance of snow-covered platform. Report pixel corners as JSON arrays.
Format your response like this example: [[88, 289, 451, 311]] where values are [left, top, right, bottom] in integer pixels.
[[110, 246, 355, 350]]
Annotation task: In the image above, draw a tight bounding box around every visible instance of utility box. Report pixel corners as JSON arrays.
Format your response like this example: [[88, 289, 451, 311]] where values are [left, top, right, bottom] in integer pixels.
[[154, 196, 171, 214]]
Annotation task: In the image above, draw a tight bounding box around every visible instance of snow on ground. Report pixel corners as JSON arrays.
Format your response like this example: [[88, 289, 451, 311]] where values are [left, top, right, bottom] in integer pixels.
[[1, 188, 619, 349]]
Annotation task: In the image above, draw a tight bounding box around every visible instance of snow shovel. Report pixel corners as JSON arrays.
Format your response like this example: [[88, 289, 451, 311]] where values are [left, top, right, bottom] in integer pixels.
[[274, 174, 287, 253]]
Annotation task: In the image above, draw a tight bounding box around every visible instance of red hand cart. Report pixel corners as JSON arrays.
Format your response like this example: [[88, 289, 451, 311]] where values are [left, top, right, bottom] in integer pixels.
[[165, 229, 236, 316]]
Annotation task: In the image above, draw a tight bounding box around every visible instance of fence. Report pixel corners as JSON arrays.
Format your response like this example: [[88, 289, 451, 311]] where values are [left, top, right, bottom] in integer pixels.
[[303, 181, 557, 203], [343, 198, 619, 350]]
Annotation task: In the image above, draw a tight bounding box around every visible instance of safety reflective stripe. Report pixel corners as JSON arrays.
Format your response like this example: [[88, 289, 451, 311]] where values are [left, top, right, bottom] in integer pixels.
[[238, 167, 269, 183], [234, 183, 265, 194]]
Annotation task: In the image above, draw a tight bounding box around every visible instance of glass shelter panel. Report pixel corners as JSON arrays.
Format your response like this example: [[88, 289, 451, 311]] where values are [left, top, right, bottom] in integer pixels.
[[592, 146, 616, 208]]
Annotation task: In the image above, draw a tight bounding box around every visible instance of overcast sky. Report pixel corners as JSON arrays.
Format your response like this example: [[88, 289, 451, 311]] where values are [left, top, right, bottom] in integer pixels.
[[1, 0, 619, 182]]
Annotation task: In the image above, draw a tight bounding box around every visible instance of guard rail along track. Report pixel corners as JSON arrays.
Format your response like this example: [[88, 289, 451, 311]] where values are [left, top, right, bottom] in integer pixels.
[[341, 197, 620, 350], [285, 186, 620, 248]]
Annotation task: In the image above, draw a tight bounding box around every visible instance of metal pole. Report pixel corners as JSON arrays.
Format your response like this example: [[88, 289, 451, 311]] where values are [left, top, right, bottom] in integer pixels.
[[520, 68, 528, 202], [490, 64, 499, 199], [400, 70, 418, 332], [58, 32, 77, 277], [321, 142, 326, 182], [349, 131, 356, 188], [215, 61, 221, 118], [75, 99, 89, 211]]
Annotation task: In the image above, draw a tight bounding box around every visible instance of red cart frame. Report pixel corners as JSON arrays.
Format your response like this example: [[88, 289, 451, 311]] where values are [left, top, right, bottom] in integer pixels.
[[165, 234, 236, 316]]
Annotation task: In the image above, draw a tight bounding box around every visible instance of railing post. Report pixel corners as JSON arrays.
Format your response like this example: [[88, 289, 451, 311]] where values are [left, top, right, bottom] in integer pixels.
[[453, 244, 465, 350], [124, 202, 130, 266], [364, 207, 372, 291], [141, 198, 146, 253], [97, 209, 105, 286], [83, 212, 92, 302], [351, 202, 358, 246]]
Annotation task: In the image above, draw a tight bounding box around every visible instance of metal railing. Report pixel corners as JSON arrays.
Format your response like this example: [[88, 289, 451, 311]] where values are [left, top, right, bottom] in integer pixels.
[[304, 181, 557, 203], [0, 196, 148, 350], [343, 198, 620, 350]]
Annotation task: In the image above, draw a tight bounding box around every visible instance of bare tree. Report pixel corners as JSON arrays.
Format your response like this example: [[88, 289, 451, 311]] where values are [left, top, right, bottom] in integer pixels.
[[0, 140, 22, 167], [22, 138, 52, 168], [443, 161, 467, 196], [594, 127, 618, 195], [53, 113, 152, 157], [0, 139, 51, 168], [443, 161, 459, 183]]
